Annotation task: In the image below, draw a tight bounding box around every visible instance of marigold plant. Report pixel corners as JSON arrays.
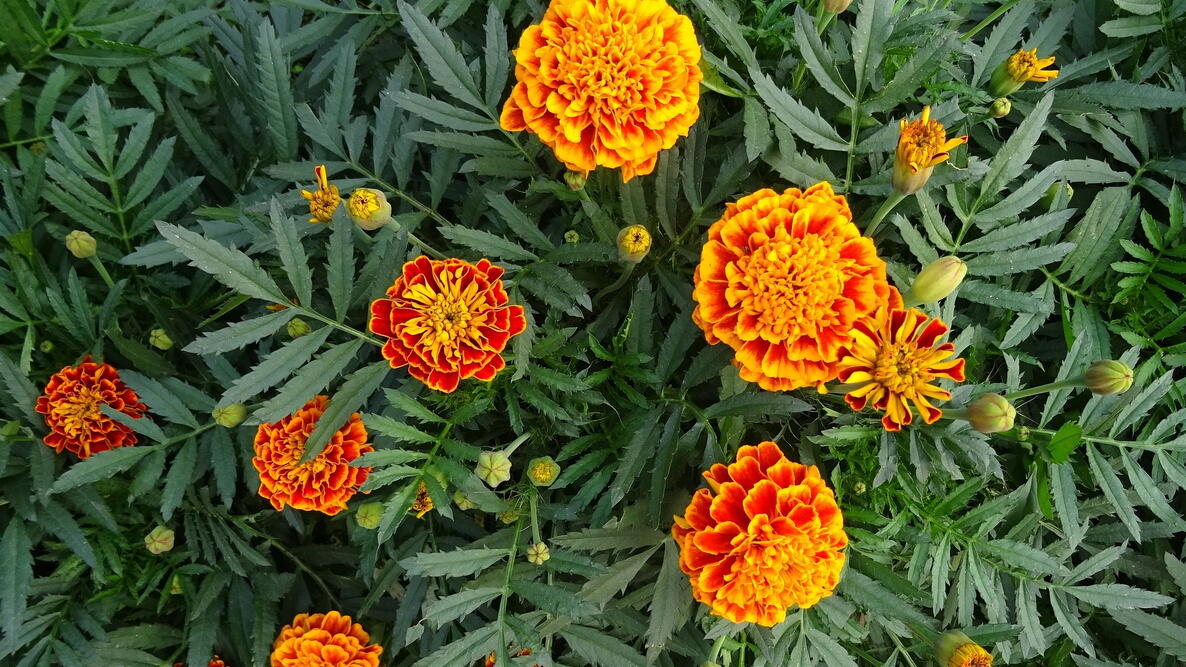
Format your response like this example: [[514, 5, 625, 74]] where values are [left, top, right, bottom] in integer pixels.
[[270, 611, 381, 667], [35, 356, 147, 459]]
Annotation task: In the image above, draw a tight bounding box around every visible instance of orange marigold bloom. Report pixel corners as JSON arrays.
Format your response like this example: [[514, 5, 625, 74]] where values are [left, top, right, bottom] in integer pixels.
[[892, 106, 968, 194], [35, 356, 147, 459], [691, 182, 892, 392], [271, 611, 381, 667], [836, 308, 966, 431], [252, 396, 372, 515], [500, 0, 702, 182], [369, 257, 527, 393], [672, 442, 847, 626]]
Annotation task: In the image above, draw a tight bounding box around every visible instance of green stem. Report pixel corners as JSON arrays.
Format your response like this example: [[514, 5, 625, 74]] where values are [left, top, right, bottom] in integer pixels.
[[295, 306, 384, 346], [1003, 378, 1083, 400], [87, 255, 115, 289], [160, 422, 217, 447], [0, 134, 51, 150], [961, 0, 1020, 41], [864, 190, 907, 237], [844, 100, 861, 193], [708, 635, 728, 663], [593, 262, 635, 301], [1041, 266, 1093, 302], [497, 517, 524, 659]]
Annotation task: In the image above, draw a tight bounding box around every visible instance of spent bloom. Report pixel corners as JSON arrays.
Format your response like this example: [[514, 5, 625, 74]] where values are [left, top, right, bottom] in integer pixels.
[[892, 106, 968, 195], [526, 542, 551, 565], [990, 48, 1058, 97], [369, 257, 527, 393], [356, 502, 383, 530], [300, 164, 340, 223], [35, 356, 147, 459], [937, 630, 993, 667], [144, 526, 175, 554], [148, 328, 174, 350], [410, 480, 434, 519], [500, 0, 702, 181], [65, 230, 97, 258], [617, 225, 652, 263], [252, 395, 373, 515], [270, 611, 382, 667], [673, 442, 847, 626], [1084, 360, 1133, 395], [692, 182, 893, 391], [476, 450, 513, 488], [527, 456, 560, 487], [836, 308, 967, 431], [966, 393, 1016, 434], [346, 188, 392, 231]]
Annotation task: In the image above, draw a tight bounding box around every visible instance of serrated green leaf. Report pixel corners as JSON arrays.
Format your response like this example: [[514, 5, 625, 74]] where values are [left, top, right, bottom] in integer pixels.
[[300, 362, 389, 463]]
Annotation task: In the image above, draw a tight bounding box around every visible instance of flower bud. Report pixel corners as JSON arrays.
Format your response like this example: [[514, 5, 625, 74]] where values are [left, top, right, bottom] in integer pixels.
[[908, 256, 967, 304], [170, 574, 183, 594], [213, 403, 247, 428], [936, 630, 993, 667], [498, 508, 521, 525], [526, 541, 550, 565], [148, 328, 174, 350], [617, 225, 651, 263], [989, 62, 1025, 98], [356, 502, 382, 529], [346, 188, 393, 231], [527, 456, 560, 487], [966, 393, 1015, 434], [453, 489, 476, 511], [853, 481, 867, 495], [564, 230, 581, 244], [28, 141, 47, 156], [564, 171, 587, 190], [1084, 360, 1133, 395], [144, 526, 175, 554], [287, 317, 311, 339], [989, 97, 1011, 118], [39, 340, 54, 353], [65, 230, 97, 259], [823, 0, 853, 13], [476, 450, 513, 488]]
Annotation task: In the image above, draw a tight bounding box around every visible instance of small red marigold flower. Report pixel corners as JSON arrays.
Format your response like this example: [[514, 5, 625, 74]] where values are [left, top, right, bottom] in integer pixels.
[[252, 396, 373, 516], [836, 308, 967, 431], [35, 356, 147, 459], [300, 164, 341, 223], [270, 611, 382, 667], [691, 182, 893, 392], [369, 257, 527, 393], [500, 0, 702, 182], [672, 442, 847, 626]]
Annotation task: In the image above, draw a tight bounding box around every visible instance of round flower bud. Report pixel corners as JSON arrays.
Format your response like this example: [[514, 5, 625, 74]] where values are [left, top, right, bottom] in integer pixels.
[[170, 574, 183, 595], [823, 0, 852, 13], [526, 542, 550, 565], [1084, 360, 1133, 395], [346, 188, 393, 231], [564, 230, 581, 244], [144, 526, 175, 554], [989, 97, 1011, 118], [909, 256, 967, 304], [65, 230, 97, 259], [212, 403, 247, 428], [148, 328, 174, 350], [287, 317, 311, 339], [853, 481, 867, 495], [564, 171, 587, 191], [453, 489, 477, 511], [527, 456, 560, 487], [936, 630, 993, 667], [498, 508, 521, 525], [476, 450, 512, 488], [617, 225, 651, 263], [356, 502, 382, 530], [39, 340, 54, 353], [967, 393, 1016, 434]]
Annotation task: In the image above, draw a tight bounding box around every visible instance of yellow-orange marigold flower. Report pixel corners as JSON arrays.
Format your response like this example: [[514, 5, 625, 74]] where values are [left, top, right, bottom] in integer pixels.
[[500, 0, 702, 182], [252, 396, 372, 515], [691, 182, 892, 392], [301, 165, 340, 223], [369, 257, 527, 393], [836, 308, 966, 431], [937, 631, 993, 667], [892, 106, 968, 194], [270, 611, 381, 667], [672, 442, 847, 626], [35, 356, 147, 459], [990, 48, 1058, 96]]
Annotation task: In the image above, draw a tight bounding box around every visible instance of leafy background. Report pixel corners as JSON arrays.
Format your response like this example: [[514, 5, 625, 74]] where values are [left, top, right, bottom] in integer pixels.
[[1, 0, 1186, 665]]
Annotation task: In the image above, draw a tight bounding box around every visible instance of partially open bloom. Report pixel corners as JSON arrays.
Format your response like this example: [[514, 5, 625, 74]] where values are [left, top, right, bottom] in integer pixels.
[[500, 0, 702, 181], [526, 542, 551, 565], [692, 183, 892, 391], [144, 526, 175, 554], [346, 188, 392, 231], [617, 225, 652, 263], [35, 357, 147, 459], [369, 257, 527, 393], [527, 456, 560, 487], [672, 442, 847, 626], [892, 106, 968, 195], [252, 396, 372, 515], [1084, 360, 1133, 395], [936, 630, 993, 667], [476, 450, 513, 488], [836, 309, 967, 431], [990, 48, 1058, 97], [300, 164, 340, 223], [271, 611, 382, 667], [410, 480, 434, 519]]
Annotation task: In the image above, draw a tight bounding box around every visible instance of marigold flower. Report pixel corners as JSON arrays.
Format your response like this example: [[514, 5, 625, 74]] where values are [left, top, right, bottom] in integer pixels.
[[691, 183, 893, 391], [526, 542, 551, 565], [346, 188, 392, 231], [300, 164, 340, 223], [836, 308, 967, 431], [617, 225, 652, 263], [527, 456, 560, 487], [369, 257, 527, 393], [937, 630, 993, 667], [990, 48, 1058, 97], [270, 611, 382, 667], [892, 106, 968, 195], [65, 230, 97, 258], [35, 357, 148, 459], [500, 0, 702, 182], [252, 396, 373, 516], [672, 442, 847, 626], [410, 480, 434, 519]]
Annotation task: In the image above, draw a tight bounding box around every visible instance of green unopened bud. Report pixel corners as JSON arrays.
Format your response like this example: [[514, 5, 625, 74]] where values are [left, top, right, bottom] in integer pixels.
[[170, 574, 183, 594], [989, 97, 1011, 118], [527, 456, 560, 487], [144, 526, 175, 554], [476, 450, 513, 488], [908, 256, 967, 304], [39, 340, 54, 353], [564, 171, 587, 190], [853, 481, 867, 495], [148, 328, 174, 350], [526, 541, 550, 565], [212, 403, 247, 428], [287, 317, 311, 339], [823, 0, 853, 14], [356, 502, 382, 529], [453, 489, 477, 511], [617, 225, 651, 263], [1084, 360, 1133, 395], [967, 393, 1016, 434], [564, 230, 581, 244], [346, 188, 393, 231], [989, 61, 1025, 98], [65, 230, 97, 259]]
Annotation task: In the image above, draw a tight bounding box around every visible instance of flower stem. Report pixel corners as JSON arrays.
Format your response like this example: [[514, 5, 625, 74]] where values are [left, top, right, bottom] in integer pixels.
[[295, 306, 384, 346], [864, 190, 908, 237], [1003, 378, 1083, 400], [962, 0, 1020, 41], [87, 256, 115, 289]]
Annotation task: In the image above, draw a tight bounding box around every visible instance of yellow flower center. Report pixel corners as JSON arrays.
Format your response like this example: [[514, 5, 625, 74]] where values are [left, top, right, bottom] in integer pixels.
[[530, 462, 555, 483], [52, 386, 105, 437], [348, 190, 380, 219], [1007, 49, 1040, 81], [733, 235, 847, 341], [898, 119, 948, 171], [950, 642, 993, 667], [872, 343, 932, 395], [554, 8, 652, 119], [403, 274, 489, 359]]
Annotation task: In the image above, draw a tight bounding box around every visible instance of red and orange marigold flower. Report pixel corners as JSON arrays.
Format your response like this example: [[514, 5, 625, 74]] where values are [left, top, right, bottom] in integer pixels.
[[35, 357, 147, 459], [270, 611, 382, 667], [253, 396, 372, 515], [369, 257, 527, 393], [836, 308, 967, 431], [672, 442, 847, 626], [691, 182, 893, 392], [500, 0, 702, 182]]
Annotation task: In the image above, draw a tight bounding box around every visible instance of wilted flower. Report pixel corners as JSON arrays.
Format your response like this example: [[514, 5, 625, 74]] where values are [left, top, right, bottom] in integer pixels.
[[476, 450, 513, 488], [410, 480, 434, 519], [1084, 360, 1133, 395], [527, 456, 560, 487], [526, 542, 551, 565], [271, 611, 382, 667], [989, 98, 1011, 118], [990, 48, 1058, 97], [617, 225, 652, 263], [148, 328, 174, 350], [892, 106, 968, 195], [212, 403, 247, 428], [936, 630, 993, 667], [966, 393, 1016, 434], [144, 526, 175, 554], [35, 356, 147, 459], [300, 164, 341, 223], [498, 508, 521, 525], [346, 188, 392, 231], [356, 502, 383, 529], [65, 230, 97, 258], [908, 256, 967, 304]]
